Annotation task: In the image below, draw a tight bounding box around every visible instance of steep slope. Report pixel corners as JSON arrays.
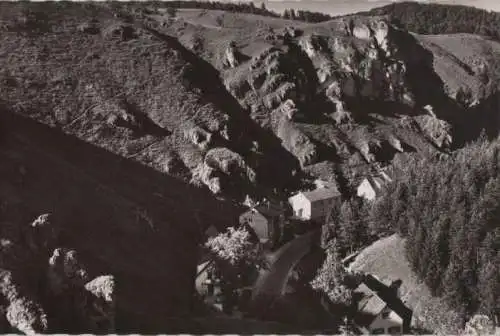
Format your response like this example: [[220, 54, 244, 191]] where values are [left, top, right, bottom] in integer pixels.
[[0, 107, 241, 333], [4, 2, 499, 199], [416, 33, 500, 101], [159, 9, 485, 185], [0, 2, 301, 203]]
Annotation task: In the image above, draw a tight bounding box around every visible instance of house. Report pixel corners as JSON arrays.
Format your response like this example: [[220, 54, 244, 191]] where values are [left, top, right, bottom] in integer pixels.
[[356, 171, 392, 201], [288, 180, 340, 221], [239, 201, 286, 248], [354, 275, 412, 335]]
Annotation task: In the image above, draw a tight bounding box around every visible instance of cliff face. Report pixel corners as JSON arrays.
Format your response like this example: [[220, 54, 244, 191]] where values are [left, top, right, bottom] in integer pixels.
[[204, 14, 469, 185], [3, 3, 499, 199]]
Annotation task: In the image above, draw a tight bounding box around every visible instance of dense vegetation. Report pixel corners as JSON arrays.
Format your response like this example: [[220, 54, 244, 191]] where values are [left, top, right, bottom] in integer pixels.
[[150, 1, 280, 18], [363, 2, 500, 40], [282, 9, 334, 23], [144, 0, 335, 23], [321, 198, 371, 257], [372, 136, 500, 324], [322, 136, 500, 326]]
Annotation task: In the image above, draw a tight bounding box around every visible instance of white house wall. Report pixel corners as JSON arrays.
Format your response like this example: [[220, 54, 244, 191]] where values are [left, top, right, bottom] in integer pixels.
[[357, 179, 377, 201], [289, 194, 311, 220]]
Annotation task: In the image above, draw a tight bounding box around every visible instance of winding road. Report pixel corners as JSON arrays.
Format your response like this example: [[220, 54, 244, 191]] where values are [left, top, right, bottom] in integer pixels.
[[248, 230, 318, 317]]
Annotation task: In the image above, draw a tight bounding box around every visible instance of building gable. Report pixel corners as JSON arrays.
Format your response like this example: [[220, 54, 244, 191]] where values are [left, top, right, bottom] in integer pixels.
[[239, 209, 271, 243], [368, 306, 404, 334]]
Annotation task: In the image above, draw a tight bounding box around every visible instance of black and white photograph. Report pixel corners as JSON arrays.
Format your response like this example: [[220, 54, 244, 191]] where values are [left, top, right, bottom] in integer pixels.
[[0, 0, 498, 334]]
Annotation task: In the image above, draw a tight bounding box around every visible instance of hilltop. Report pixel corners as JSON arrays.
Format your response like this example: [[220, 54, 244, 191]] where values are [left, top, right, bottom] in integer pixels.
[[362, 2, 500, 40]]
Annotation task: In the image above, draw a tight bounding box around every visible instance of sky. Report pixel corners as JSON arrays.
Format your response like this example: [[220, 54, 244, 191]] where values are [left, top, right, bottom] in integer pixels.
[[257, 0, 500, 16]]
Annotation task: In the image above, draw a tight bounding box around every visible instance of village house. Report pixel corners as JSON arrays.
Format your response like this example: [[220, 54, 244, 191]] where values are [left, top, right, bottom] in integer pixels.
[[288, 180, 340, 221], [356, 171, 392, 201], [354, 275, 412, 335], [239, 201, 286, 249]]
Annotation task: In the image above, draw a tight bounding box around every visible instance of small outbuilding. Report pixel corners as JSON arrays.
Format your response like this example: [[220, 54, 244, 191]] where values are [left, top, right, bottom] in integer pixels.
[[357, 171, 392, 201], [239, 201, 286, 248]]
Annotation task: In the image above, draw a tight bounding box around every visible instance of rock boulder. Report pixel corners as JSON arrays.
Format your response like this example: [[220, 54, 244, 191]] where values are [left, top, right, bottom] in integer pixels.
[[83, 275, 116, 333]]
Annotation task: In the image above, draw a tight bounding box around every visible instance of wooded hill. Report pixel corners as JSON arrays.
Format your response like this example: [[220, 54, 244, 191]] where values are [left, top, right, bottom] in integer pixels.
[[363, 2, 500, 40]]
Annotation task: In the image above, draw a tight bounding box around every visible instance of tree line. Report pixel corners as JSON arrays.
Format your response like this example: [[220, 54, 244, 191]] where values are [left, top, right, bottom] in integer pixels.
[[151, 1, 280, 18], [147, 1, 336, 23], [282, 9, 334, 23], [363, 2, 500, 41], [371, 136, 499, 325], [321, 135, 500, 327]]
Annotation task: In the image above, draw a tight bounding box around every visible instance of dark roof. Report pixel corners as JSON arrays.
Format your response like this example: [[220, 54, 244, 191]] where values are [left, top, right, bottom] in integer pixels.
[[354, 283, 387, 326], [253, 202, 285, 219], [354, 275, 412, 328], [299, 186, 340, 202]]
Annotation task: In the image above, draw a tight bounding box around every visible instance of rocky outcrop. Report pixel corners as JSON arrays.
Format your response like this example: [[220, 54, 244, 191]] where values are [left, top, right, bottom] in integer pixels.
[[83, 275, 116, 333], [387, 136, 404, 153], [275, 120, 318, 167], [280, 99, 300, 120], [298, 35, 320, 58], [200, 166, 223, 195], [0, 212, 119, 334], [205, 147, 256, 184], [183, 126, 213, 151], [416, 115, 453, 149], [359, 140, 382, 163], [352, 23, 371, 40], [325, 81, 353, 125], [371, 20, 391, 56], [47, 248, 90, 296], [26, 214, 59, 257], [224, 42, 240, 68], [0, 270, 48, 335]]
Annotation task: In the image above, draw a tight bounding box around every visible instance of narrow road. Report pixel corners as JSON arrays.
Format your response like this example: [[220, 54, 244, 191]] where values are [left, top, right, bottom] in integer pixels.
[[248, 230, 318, 316]]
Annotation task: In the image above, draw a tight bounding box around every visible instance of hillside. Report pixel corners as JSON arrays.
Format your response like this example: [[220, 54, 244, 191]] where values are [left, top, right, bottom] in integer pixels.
[[0, 2, 500, 332], [2, 2, 500, 198], [160, 7, 500, 182], [0, 104, 243, 332], [363, 2, 500, 40]]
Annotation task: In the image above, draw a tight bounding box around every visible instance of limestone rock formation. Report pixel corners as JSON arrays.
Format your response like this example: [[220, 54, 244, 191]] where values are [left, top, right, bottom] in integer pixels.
[[26, 214, 59, 256], [352, 23, 371, 40], [84, 275, 116, 333], [6, 297, 48, 335], [205, 147, 256, 184], [387, 136, 404, 153], [359, 140, 382, 163], [298, 35, 319, 58], [183, 126, 213, 151], [280, 99, 300, 120], [0, 270, 48, 335], [47, 248, 90, 296], [372, 20, 391, 56], [416, 115, 453, 149], [200, 165, 223, 195], [224, 41, 240, 68], [276, 121, 318, 167]]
